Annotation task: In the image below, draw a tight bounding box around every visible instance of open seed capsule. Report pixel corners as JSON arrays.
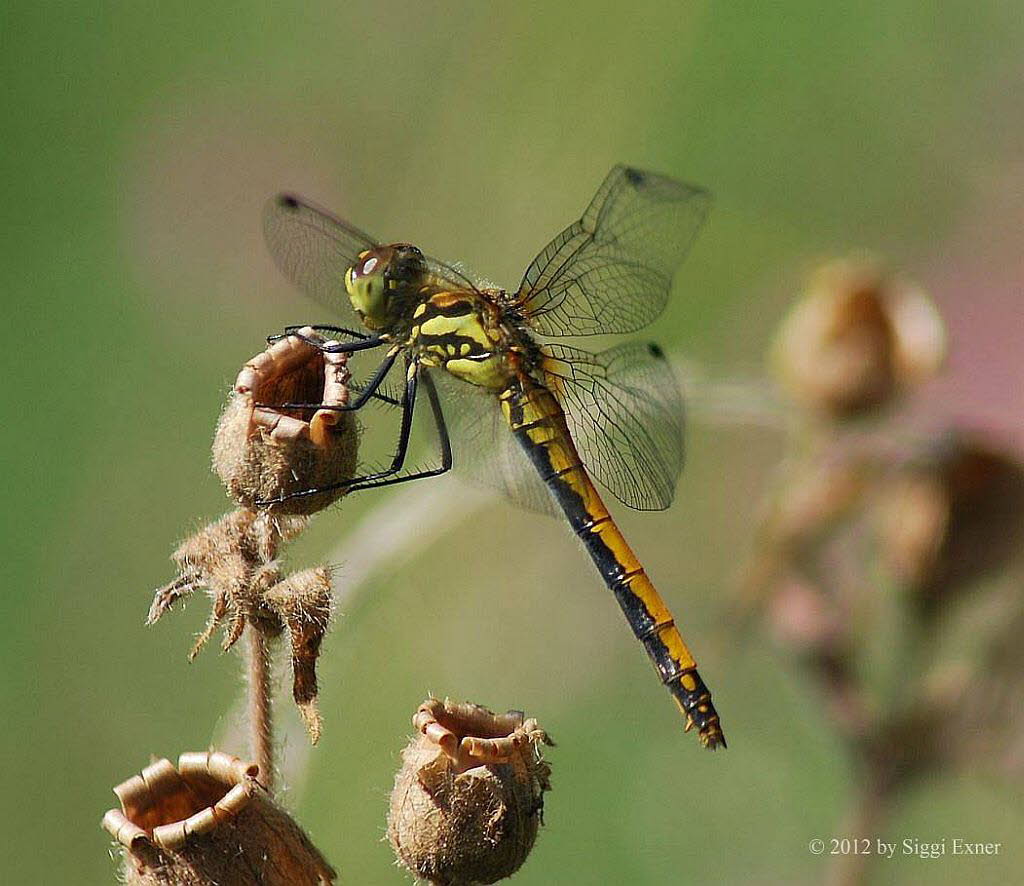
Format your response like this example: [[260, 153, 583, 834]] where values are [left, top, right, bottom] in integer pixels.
[[212, 328, 359, 515], [388, 698, 553, 885], [101, 751, 335, 885]]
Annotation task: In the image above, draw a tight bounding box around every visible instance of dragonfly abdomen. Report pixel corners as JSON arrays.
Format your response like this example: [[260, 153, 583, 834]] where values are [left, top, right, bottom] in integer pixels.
[[501, 375, 726, 749]]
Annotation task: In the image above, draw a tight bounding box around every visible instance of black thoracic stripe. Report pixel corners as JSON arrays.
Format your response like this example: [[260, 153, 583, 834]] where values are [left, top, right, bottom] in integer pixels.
[[417, 332, 489, 357], [505, 380, 724, 746], [421, 299, 475, 318]]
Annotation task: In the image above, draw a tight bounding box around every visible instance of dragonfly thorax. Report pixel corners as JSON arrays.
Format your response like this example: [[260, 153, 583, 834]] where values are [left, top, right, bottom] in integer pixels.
[[411, 290, 519, 391], [344, 243, 428, 330]]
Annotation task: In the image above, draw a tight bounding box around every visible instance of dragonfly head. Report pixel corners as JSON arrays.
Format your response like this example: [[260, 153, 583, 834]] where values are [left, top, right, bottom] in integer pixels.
[[345, 244, 427, 329]]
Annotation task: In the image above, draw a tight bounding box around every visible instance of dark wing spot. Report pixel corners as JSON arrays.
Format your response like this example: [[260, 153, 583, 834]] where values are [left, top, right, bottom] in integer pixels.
[[647, 342, 665, 359], [623, 167, 645, 186], [277, 194, 300, 210]]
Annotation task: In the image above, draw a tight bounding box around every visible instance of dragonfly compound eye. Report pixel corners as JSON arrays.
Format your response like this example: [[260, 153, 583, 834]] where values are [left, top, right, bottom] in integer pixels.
[[345, 251, 390, 324]]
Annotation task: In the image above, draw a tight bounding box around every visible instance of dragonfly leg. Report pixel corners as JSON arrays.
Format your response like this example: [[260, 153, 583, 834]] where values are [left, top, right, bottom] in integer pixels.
[[346, 372, 452, 493], [291, 324, 371, 339], [266, 326, 387, 355], [268, 324, 372, 344], [253, 357, 423, 507]]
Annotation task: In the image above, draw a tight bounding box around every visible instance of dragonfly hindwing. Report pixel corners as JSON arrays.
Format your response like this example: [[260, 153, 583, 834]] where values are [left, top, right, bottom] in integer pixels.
[[539, 341, 685, 510]]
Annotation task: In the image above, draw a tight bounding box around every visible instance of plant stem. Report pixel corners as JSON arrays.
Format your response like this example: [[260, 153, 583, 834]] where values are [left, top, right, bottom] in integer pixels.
[[826, 766, 893, 886], [247, 622, 274, 793]]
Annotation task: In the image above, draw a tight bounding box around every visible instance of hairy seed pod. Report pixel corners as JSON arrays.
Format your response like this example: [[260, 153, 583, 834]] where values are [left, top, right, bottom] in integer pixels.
[[388, 698, 553, 885], [263, 566, 334, 743], [101, 751, 335, 885], [213, 329, 359, 516], [146, 511, 336, 744], [773, 257, 945, 418]]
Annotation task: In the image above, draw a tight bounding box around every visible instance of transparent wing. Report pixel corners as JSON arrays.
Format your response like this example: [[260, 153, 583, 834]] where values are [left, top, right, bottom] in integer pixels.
[[424, 255, 485, 294], [514, 165, 710, 336], [430, 370, 559, 517], [540, 341, 685, 510], [265, 193, 486, 323], [263, 193, 380, 324]]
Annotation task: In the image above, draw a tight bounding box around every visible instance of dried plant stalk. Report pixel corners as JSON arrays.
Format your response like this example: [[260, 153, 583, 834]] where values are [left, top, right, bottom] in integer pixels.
[[114, 331, 359, 880], [102, 751, 336, 885], [246, 624, 275, 791]]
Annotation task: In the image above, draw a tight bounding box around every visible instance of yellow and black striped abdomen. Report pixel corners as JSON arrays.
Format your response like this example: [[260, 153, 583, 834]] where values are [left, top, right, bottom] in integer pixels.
[[500, 373, 726, 749]]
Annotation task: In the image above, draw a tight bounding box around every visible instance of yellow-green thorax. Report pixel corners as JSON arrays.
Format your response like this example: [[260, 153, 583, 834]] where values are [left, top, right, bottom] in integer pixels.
[[409, 290, 515, 391]]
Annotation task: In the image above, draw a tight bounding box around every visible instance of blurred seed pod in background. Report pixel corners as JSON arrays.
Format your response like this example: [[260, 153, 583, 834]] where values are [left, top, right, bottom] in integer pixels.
[[213, 328, 359, 516], [388, 698, 553, 886], [772, 257, 946, 419], [101, 751, 335, 885], [740, 262, 1024, 886], [873, 433, 1024, 617], [737, 450, 872, 617]]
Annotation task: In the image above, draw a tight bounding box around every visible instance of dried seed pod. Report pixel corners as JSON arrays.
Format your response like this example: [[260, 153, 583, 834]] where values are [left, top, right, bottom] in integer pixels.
[[213, 328, 359, 516], [101, 751, 336, 885], [388, 698, 553, 885], [148, 509, 299, 657], [874, 435, 1024, 614], [773, 257, 945, 418], [148, 511, 336, 744], [263, 567, 334, 743]]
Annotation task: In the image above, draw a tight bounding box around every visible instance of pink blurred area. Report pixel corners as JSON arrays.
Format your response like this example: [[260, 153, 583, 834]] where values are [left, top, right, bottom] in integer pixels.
[[915, 166, 1024, 451]]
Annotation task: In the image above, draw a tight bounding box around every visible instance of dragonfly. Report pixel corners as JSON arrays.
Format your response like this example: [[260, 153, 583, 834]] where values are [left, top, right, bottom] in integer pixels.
[[261, 165, 725, 749]]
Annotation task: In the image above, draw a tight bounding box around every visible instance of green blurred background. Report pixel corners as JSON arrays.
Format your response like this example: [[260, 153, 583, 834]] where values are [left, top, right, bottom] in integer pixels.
[[4, 3, 1023, 883]]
